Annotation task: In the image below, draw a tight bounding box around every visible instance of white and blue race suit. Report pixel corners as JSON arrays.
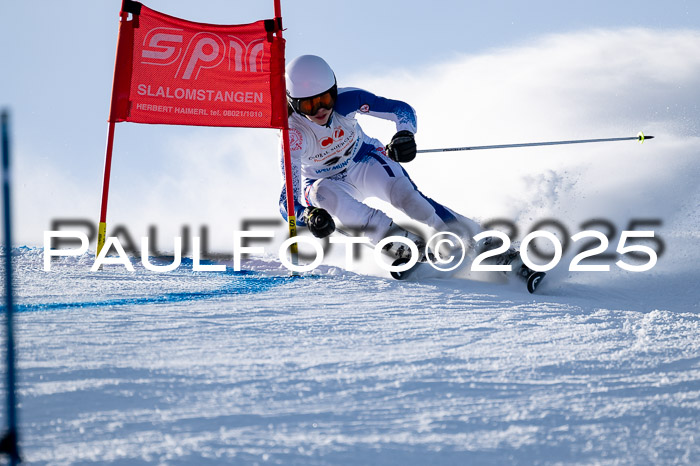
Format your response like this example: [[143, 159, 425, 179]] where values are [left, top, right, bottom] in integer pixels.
[[279, 87, 481, 243]]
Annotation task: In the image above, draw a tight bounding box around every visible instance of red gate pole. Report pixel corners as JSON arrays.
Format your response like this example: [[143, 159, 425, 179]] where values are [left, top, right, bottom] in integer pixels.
[[273, 0, 299, 269], [98, 4, 130, 256]]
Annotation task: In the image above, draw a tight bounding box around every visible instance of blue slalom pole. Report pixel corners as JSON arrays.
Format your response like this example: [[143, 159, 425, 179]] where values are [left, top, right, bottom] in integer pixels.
[[1, 109, 21, 464]]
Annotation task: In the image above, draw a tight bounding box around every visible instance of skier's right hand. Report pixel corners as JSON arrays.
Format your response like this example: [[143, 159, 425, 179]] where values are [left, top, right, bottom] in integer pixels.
[[302, 207, 335, 238], [386, 130, 417, 163]]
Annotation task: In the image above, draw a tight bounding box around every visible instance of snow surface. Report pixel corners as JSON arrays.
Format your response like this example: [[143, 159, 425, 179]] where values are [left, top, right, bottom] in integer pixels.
[[2, 245, 699, 465]]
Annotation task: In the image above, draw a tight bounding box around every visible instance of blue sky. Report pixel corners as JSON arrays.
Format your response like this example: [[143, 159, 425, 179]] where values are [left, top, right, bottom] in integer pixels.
[[0, 1, 698, 248]]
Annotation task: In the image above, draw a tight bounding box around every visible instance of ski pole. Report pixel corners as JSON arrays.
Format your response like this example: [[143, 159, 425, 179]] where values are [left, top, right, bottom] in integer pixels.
[[335, 227, 373, 250], [417, 132, 653, 154]]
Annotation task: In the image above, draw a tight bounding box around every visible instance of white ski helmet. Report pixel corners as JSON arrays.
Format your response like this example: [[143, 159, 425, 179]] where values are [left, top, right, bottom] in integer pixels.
[[285, 55, 336, 99]]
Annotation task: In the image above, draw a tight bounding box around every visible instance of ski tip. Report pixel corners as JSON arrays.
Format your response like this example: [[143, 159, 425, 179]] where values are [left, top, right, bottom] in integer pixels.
[[527, 271, 546, 294], [390, 257, 412, 280]]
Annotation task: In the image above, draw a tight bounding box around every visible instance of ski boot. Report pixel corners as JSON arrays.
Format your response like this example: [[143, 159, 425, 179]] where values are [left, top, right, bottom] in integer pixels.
[[503, 250, 546, 294], [381, 228, 427, 262], [381, 227, 429, 280]]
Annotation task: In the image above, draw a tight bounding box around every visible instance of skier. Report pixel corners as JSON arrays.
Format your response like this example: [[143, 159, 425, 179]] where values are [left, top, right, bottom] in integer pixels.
[[278, 55, 544, 291], [278, 54, 480, 259]]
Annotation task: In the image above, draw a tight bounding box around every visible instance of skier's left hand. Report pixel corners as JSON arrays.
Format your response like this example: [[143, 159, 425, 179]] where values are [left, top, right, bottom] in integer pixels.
[[386, 130, 417, 163], [302, 207, 335, 238]]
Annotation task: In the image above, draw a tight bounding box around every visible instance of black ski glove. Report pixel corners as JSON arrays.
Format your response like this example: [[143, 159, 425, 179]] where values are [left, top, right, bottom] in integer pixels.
[[302, 207, 335, 238], [386, 130, 417, 163]]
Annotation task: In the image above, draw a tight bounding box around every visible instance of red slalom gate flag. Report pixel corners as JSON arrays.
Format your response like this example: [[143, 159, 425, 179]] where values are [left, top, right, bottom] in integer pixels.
[[99, 0, 298, 264], [111, 0, 287, 128]]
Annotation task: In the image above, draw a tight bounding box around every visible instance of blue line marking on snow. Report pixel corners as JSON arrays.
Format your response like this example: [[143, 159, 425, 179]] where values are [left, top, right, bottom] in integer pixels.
[[8, 272, 310, 313]]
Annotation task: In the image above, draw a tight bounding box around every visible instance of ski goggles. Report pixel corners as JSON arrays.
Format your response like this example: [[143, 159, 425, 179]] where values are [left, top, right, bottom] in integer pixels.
[[290, 85, 337, 115]]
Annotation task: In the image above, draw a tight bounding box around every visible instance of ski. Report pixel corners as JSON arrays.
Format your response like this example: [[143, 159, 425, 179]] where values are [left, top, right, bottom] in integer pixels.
[[511, 259, 547, 294], [390, 257, 428, 280], [391, 254, 547, 294], [526, 271, 546, 294]]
